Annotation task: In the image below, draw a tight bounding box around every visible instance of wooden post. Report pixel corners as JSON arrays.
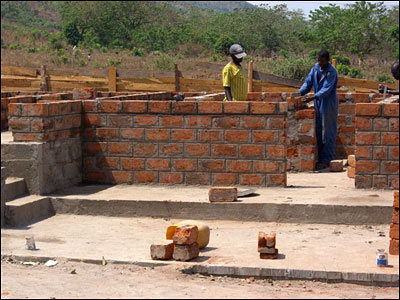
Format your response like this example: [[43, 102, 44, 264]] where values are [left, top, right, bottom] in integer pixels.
[[39, 65, 49, 92], [332, 58, 337, 69], [248, 61, 253, 93], [108, 67, 117, 92], [174, 63, 180, 92]]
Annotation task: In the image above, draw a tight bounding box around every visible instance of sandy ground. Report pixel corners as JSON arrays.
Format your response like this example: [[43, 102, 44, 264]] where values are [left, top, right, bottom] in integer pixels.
[[1, 258, 399, 299]]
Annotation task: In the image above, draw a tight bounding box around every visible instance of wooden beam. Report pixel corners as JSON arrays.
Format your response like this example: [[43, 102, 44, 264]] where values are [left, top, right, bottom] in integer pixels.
[[108, 67, 117, 92], [248, 61, 253, 92], [174, 63, 180, 92], [40, 65, 49, 92], [1, 65, 38, 77], [332, 59, 337, 68]]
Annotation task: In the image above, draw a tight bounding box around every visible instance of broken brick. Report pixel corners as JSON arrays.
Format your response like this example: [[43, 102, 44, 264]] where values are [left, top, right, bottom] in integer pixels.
[[173, 225, 198, 245], [173, 243, 200, 261], [209, 187, 238, 202], [266, 233, 276, 248], [347, 166, 355, 179], [260, 249, 279, 259], [150, 242, 174, 260], [348, 155, 356, 167], [258, 247, 277, 254], [330, 160, 344, 172]]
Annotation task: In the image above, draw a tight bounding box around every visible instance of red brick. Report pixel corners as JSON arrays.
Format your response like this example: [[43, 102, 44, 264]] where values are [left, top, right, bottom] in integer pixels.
[[250, 102, 276, 114], [382, 132, 399, 145], [135, 171, 157, 183], [198, 102, 223, 114], [160, 116, 183, 127], [392, 207, 399, 224], [390, 223, 399, 239], [199, 160, 224, 172], [212, 173, 238, 185], [99, 101, 121, 113], [172, 102, 197, 114], [32, 119, 54, 132], [348, 166, 355, 178], [381, 161, 399, 174], [266, 145, 286, 158], [213, 116, 240, 128], [348, 155, 356, 167], [83, 114, 101, 127], [109, 142, 131, 154], [240, 174, 265, 185], [185, 116, 212, 128], [198, 130, 221, 142], [149, 101, 170, 113], [356, 161, 379, 173], [108, 115, 131, 127], [394, 191, 399, 208], [85, 171, 107, 182], [301, 147, 315, 156], [268, 117, 286, 129], [159, 172, 183, 184], [388, 147, 399, 160], [212, 145, 237, 157], [96, 157, 119, 169], [373, 118, 388, 131], [59, 102, 73, 115], [258, 232, 266, 248], [85, 142, 107, 154], [82, 101, 97, 112], [185, 173, 210, 185], [173, 225, 199, 245], [355, 146, 371, 159], [338, 126, 355, 134], [8, 103, 21, 116], [22, 103, 48, 116], [267, 174, 286, 186], [252, 131, 275, 143], [295, 109, 315, 120], [173, 243, 199, 261], [240, 145, 264, 158], [120, 128, 144, 140], [123, 101, 147, 113], [8, 118, 30, 131], [242, 116, 265, 129], [13, 133, 38, 142], [173, 159, 196, 171], [84, 128, 95, 140], [146, 129, 169, 141], [372, 175, 388, 189], [373, 147, 387, 160], [389, 239, 399, 255], [383, 103, 399, 117], [389, 118, 399, 131], [72, 115, 81, 127], [339, 104, 355, 115], [134, 143, 157, 156], [352, 93, 370, 103], [185, 144, 209, 156], [225, 130, 248, 143], [223, 102, 249, 114], [260, 250, 279, 259], [356, 103, 381, 116], [109, 171, 132, 183], [147, 159, 170, 170], [134, 115, 157, 127], [355, 117, 372, 130], [171, 129, 195, 141], [121, 158, 145, 170], [150, 242, 174, 260], [300, 160, 315, 171], [254, 161, 278, 173], [97, 128, 118, 139], [159, 144, 183, 156], [226, 161, 252, 173], [356, 132, 380, 145], [209, 187, 237, 202], [329, 160, 343, 172]]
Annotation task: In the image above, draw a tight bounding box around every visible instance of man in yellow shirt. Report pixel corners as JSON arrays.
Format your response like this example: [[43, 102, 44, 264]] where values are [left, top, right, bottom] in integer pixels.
[[222, 44, 248, 101]]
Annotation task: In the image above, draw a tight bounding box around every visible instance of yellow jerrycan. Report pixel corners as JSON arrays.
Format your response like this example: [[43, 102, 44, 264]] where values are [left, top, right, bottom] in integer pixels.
[[166, 220, 210, 249]]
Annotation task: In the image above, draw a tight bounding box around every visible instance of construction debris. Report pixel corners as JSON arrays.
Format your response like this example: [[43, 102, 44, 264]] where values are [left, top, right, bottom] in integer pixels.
[[172, 225, 200, 261], [209, 187, 238, 202], [166, 221, 210, 249], [150, 242, 174, 260], [258, 232, 279, 259], [329, 160, 344, 172], [347, 155, 356, 178]]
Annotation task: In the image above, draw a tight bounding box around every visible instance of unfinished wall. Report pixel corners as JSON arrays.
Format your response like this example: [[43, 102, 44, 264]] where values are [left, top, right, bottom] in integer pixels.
[[6, 100, 82, 194], [82, 100, 287, 186], [355, 103, 399, 189]]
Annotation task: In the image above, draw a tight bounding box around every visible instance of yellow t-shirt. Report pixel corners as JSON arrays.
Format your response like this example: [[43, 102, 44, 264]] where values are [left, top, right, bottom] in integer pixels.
[[222, 62, 248, 101]]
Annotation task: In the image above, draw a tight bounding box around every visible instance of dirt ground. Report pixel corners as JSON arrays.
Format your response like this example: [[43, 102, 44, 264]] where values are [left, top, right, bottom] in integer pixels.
[[1, 259, 398, 299]]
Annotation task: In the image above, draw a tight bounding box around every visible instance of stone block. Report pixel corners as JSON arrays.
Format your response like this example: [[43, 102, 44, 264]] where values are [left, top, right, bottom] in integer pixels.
[[330, 160, 344, 172], [260, 249, 279, 259], [173, 243, 199, 261], [150, 242, 174, 260], [209, 187, 237, 202], [173, 225, 198, 245]]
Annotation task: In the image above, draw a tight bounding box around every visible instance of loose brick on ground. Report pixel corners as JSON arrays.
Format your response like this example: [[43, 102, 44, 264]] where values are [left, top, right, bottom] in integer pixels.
[[260, 249, 279, 259], [330, 160, 344, 172], [150, 242, 174, 260], [348, 155, 356, 167], [173, 243, 200, 261], [209, 187, 238, 202], [173, 225, 198, 245]]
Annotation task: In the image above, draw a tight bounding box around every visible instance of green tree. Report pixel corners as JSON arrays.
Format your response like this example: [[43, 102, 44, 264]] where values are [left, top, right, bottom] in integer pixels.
[[63, 20, 83, 46]]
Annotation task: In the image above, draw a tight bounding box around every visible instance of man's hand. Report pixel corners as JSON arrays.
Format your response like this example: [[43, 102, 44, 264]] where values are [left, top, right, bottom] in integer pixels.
[[302, 95, 315, 103]]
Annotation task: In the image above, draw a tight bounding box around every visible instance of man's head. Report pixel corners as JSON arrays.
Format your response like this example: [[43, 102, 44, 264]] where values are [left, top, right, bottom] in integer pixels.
[[229, 44, 246, 64], [391, 61, 399, 80], [317, 50, 330, 70]]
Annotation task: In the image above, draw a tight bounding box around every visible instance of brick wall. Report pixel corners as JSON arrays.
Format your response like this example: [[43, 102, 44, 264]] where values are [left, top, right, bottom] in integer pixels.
[[355, 103, 399, 189], [82, 100, 287, 186]]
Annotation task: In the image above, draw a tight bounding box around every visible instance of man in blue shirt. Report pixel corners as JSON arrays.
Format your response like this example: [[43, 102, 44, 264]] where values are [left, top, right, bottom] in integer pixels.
[[299, 50, 338, 170]]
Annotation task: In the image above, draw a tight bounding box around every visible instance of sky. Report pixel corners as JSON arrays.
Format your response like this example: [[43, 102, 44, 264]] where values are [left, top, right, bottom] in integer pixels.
[[248, 1, 399, 18]]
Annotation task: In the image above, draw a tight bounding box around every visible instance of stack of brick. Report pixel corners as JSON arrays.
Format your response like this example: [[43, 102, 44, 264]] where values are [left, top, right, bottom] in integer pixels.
[[389, 191, 399, 255], [172, 225, 200, 261], [347, 155, 356, 178], [258, 232, 278, 259], [354, 103, 399, 189]]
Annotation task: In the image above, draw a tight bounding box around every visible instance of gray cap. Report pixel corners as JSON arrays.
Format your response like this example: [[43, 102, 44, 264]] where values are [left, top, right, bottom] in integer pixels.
[[229, 44, 247, 59]]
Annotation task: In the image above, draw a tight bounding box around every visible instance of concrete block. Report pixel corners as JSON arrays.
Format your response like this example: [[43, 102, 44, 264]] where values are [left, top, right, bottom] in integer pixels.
[[173, 225, 198, 245], [260, 249, 279, 259], [330, 160, 344, 172], [5, 177, 27, 201], [209, 187, 237, 202], [173, 243, 199, 261], [150, 242, 174, 260], [389, 239, 399, 255], [348, 155, 356, 167]]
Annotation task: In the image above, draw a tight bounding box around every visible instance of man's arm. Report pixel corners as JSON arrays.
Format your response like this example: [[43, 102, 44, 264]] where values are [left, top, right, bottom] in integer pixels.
[[299, 67, 314, 96], [224, 87, 233, 101]]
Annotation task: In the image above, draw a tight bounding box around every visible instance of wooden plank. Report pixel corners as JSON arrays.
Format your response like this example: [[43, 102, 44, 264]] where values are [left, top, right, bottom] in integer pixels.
[[338, 77, 397, 89], [174, 64, 180, 92], [48, 75, 108, 83], [108, 67, 117, 92], [118, 82, 173, 91], [1, 65, 38, 77]]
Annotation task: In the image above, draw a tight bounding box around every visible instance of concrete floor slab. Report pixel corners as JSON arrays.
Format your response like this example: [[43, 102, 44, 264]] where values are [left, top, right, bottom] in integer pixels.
[[1, 215, 398, 285]]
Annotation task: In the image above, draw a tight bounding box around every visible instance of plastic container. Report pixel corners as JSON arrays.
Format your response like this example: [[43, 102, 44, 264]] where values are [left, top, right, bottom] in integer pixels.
[[166, 220, 210, 249], [376, 249, 388, 267]]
